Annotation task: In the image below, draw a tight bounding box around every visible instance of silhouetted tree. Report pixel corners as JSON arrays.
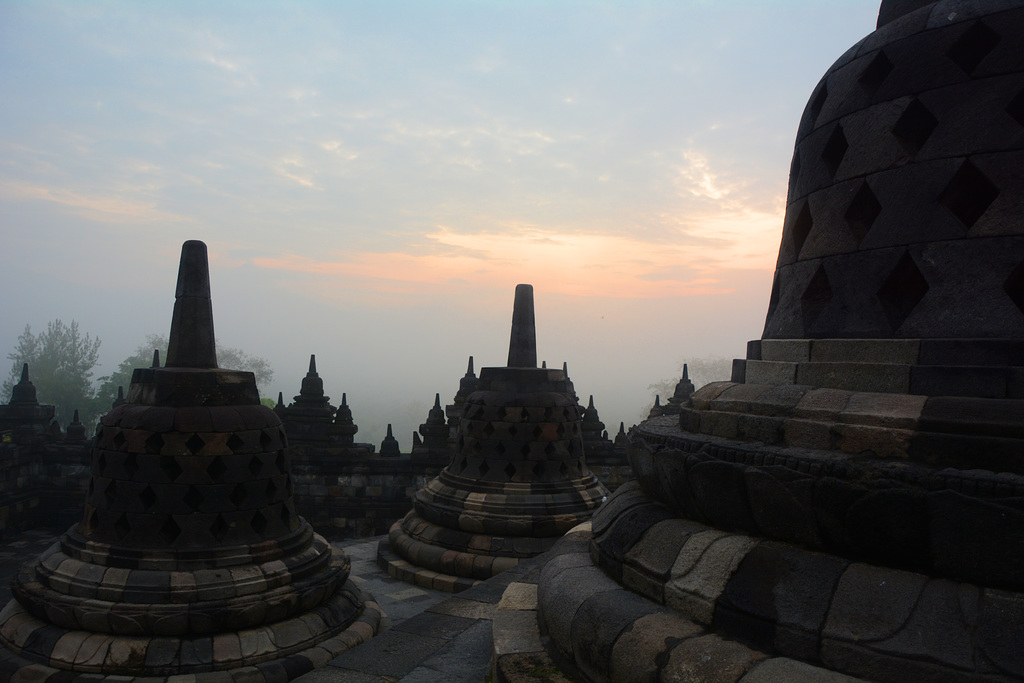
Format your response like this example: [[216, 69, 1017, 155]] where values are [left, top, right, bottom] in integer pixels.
[[2, 320, 103, 427]]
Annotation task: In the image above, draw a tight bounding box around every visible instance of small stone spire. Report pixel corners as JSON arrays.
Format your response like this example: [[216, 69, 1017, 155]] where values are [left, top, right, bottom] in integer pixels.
[[615, 421, 628, 447], [10, 363, 37, 404], [66, 409, 86, 441], [419, 393, 449, 450], [413, 432, 423, 447], [507, 284, 537, 368], [274, 391, 288, 419], [333, 393, 358, 444], [165, 240, 218, 369], [112, 386, 126, 409], [542, 361, 547, 368], [380, 423, 400, 457], [151, 349, 161, 368]]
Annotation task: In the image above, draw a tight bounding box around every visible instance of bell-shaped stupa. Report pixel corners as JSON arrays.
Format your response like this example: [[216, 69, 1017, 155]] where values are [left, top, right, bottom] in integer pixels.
[[0, 241, 380, 681], [382, 285, 608, 591]]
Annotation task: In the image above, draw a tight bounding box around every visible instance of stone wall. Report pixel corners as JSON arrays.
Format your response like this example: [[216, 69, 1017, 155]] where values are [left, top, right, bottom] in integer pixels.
[[0, 440, 90, 539]]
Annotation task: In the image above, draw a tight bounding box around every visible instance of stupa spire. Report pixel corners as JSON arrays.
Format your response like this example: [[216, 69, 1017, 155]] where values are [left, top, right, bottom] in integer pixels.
[[165, 240, 217, 368], [507, 284, 537, 368], [151, 349, 160, 367]]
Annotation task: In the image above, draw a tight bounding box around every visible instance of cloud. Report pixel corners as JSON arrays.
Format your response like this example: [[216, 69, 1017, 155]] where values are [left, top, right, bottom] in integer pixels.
[[0, 180, 183, 224]]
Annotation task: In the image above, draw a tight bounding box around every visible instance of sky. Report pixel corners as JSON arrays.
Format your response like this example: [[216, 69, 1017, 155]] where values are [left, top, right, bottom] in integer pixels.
[[0, 0, 880, 446]]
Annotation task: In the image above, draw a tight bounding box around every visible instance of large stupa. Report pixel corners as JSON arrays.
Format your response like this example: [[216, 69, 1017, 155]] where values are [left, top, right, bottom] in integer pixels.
[[0, 241, 380, 681], [533, 2, 1024, 681]]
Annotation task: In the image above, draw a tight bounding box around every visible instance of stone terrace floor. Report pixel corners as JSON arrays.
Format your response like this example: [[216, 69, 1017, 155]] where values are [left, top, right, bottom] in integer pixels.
[[0, 529, 528, 682]]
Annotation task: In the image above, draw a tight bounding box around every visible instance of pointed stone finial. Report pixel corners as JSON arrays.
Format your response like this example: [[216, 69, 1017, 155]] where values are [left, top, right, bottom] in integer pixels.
[[309, 354, 317, 374], [413, 432, 423, 446], [507, 284, 537, 368], [11, 363, 37, 404], [342, 392, 348, 407], [654, 395, 662, 407], [563, 361, 569, 375], [20, 363, 29, 383], [277, 391, 284, 404], [165, 240, 218, 369], [588, 395, 595, 409], [151, 349, 161, 368], [618, 422, 626, 436], [387, 424, 394, 438], [467, 356, 474, 374], [434, 393, 441, 408], [683, 364, 689, 380], [542, 361, 547, 368], [72, 409, 80, 423], [380, 423, 400, 457], [113, 386, 126, 409]]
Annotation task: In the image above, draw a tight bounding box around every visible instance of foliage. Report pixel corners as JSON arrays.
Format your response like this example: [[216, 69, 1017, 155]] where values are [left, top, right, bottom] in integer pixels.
[[96, 334, 275, 407], [261, 397, 277, 409], [3, 320, 103, 427]]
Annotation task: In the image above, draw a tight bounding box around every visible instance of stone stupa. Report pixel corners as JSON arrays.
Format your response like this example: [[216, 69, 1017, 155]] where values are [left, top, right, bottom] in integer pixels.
[[381, 284, 609, 591], [0, 241, 380, 681], [534, 2, 1024, 681]]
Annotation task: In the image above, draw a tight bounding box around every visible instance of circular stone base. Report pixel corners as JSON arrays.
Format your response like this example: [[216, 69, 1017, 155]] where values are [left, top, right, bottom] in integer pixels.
[[376, 538, 481, 593], [0, 581, 381, 681]]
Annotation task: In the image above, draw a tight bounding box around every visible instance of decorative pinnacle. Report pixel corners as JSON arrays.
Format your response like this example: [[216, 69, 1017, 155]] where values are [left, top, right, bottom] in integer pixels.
[[72, 409, 80, 423], [466, 356, 474, 375], [341, 392, 348, 407], [151, 349, 161, 368], [507, 284, 537, 368], [588, 395, 595, 409], [166, 240, 218, 368], [434, 393, 441, 408], [308, 354, 317, 374], [386, 424, 394, 438], [19, 363, 29, 383], [683, 364, 689, 380], [563, 361, 568, 375], [277, 391, 284, 404], [542, 361, 547, 368]]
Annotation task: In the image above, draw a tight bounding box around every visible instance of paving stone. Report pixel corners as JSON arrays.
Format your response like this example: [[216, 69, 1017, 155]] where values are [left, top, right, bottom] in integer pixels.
[[739, 657, 866, 682]]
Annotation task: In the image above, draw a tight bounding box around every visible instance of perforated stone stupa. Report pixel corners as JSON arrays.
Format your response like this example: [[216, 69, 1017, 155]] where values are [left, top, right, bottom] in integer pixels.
[[381, 284, 608, 591], [535, 3, 1024, 681], [0, 241, 380, 681]]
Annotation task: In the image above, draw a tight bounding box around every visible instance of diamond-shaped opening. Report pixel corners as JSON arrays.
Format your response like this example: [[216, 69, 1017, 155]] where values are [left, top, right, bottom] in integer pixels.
[[1003, 260, 1024, 317], [496, 406, 507, 420], [114, 513, 131, 540], [112, 430, 127, 450], [139, 485, 157, 511], [275, 451, 285, 473], [544, 442, 557, 457], [808, 82, 828, 124], [556, 423, 566, 438], [229, 483, 247, 508], [559, 462, 570, 477], [939, 160, 999, 229], [567, 440, 577, 455], [508, 425, 517, 438], [877, 251, 930, 333], [145, 433, 165, 455], [790, 202, 814, 259], [207, 457, 227, 482], [845, 181, 882, 246], [504, 462, 517, 480], [266, 479, 278, 498], [97, 453, 107, 475], [260, 430, 273, 450], [520, 443, 532, 458], [533, 462, 546, 477], [470, 439, 482, 454], [281, 504, 293, 529], [186, 433, 205, 455], [87, 479, 95, 498], [892, 98, 938, 155], [159, 517, 182, 545], [85, 509, 99, 534], [251, 510, 268, 537], [1007, 88, 1024, 128], [210, 514, 229, 542], [285, 475, 294, 496], [821, 125, 849, 178], [531, 425, 543, 439], [478, 461, 490, 477], [947, 21, 1000, 75], [247, 456, 263, 478], [160, 456, 183, 482], [494, 442, 506, 456], [124, 453, 138, 478], [801, 264, 834, 332], [482, 422, 495, 437], [226, 434, 245, 453], [788, 151, 802, 197], [183, 486, 203, 512], [858, 50, 893, 96], [104, 480, 118, 506]]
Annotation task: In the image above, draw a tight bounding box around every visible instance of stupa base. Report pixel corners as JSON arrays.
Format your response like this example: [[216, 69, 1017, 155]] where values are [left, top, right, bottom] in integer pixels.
[[0, 581, 382, 682]]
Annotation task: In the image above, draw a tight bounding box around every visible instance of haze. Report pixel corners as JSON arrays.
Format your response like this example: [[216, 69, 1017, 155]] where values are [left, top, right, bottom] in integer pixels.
[[0, 1, 878, 446]]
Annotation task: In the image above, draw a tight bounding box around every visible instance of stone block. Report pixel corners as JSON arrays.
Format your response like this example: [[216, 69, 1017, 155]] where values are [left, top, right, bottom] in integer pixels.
[[731, 359, 747, 384], [759, 340, 811, 362], [687, 460, 756, 533], [910, 365, 1008, 398], [662, 633, 767, 683], [823, 563, 927, 643], [918, 338, 1024, 366], [609, 611, 703, 683], [665, 532, 758, 625], [782, 418, 834, 450], [570, 588, 664, 683], [797, 362, 911, 394], [837, 391, 926, 428], [740, 657, 864, 682], [743, 469, 819, 547], [743, 361, 798, 386], [810, 339, 920, 364]]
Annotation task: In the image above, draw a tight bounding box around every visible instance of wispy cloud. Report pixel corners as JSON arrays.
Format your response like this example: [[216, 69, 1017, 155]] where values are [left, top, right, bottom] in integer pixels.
[[0, 180, 183, 224]]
